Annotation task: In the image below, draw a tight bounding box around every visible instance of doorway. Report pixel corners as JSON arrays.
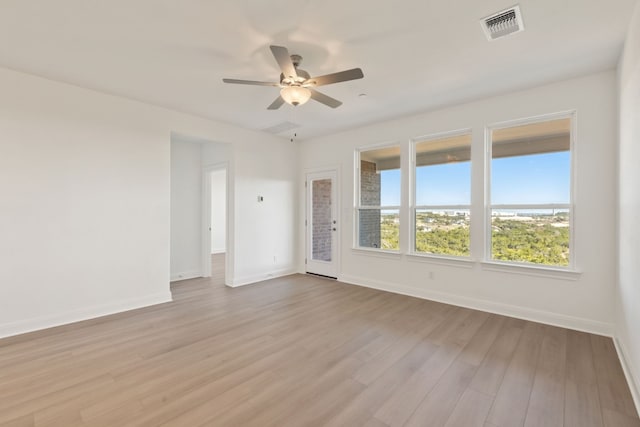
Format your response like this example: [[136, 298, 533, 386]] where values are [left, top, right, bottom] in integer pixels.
[[202, 164, 228, 284], [306, 170, 339, 278]]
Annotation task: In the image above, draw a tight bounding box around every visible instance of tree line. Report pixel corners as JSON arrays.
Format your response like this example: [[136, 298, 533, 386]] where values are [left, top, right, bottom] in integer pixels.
[[380, 214, 569, 266]]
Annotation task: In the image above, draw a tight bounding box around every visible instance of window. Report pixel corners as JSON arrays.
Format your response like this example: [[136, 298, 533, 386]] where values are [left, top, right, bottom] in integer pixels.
[[413, 133, 472, 257], [356, 145, 401, 250], [488, 115, 573, 267]]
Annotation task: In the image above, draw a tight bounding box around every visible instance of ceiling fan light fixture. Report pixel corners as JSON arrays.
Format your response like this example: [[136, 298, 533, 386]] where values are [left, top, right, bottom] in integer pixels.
[[222, 45, 364, 109], [280, 86, 311, 106]]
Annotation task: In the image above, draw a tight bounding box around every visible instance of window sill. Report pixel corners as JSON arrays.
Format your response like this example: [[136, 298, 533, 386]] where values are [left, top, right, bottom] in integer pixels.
[[406, 253, 475, 269], [481, 261, 582, 281], [351, 247, 402, 260]]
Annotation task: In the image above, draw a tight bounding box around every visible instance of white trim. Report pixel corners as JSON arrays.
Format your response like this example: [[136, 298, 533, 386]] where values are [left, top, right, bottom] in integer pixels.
[[230, 268, 298, 288], [0, 291, 173, 339], [211, 249, 226, 255], [411, 127, 474, 145], [569, 110, 579, 272], [170, 270, 202, 282], [351, 247, 401, 259], [485, 110, 577, 131], [490, 204, 570, 210], [410, 129, 473, 259], [305, 168, 341, 278], [355, 139, 403, 152], [481, 261, 581, 280], [355, 142, 402, 251], [357, 205, 401, 210], [201, 162, 228, 279], [406, 253, 475, 268], [485, 110, 577, 269], [483, 124, 493, 260], [614, 337, 640, 418], [415, 205, 472, 210], [409, 138, 417, 253], [338, 273, 613, 336]]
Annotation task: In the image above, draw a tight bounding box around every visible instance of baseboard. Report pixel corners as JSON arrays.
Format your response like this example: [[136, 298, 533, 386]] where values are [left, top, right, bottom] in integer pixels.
[[0, 291, 173, 339], [338, 274, 613, 336], [230, 267, 298, 287], [614, 336, 640, 417], [170, 270, 202, 282]]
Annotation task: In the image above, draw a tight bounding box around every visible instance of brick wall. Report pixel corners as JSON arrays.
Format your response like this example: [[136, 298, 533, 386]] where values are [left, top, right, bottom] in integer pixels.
[[312, 179, 332, 261], [359, 160, 381, 248]]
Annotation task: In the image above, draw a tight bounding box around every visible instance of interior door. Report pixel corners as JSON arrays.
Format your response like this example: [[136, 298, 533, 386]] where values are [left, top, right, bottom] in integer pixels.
[[306, 171, 338, 278]]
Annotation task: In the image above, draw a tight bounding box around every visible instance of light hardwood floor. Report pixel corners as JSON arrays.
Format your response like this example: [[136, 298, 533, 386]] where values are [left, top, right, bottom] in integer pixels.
[[0, 255, 638, 427]]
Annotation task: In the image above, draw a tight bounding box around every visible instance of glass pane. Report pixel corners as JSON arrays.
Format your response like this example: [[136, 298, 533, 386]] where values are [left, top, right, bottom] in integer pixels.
[[492, 151, 570, 204], [415, 134, 471, 206], [415, 209, 470, 256], [491, 118, 571, 205], [491, 208, 570, 266], [358, 209, 399, 250], [311, 179, 332, 262], [416, 163, 470, 205], [381, 169, 401, 206], [360, 146, 401, 206]]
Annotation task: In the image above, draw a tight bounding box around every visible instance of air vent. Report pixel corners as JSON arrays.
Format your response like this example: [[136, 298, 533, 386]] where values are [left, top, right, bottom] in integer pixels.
[[481, 5, 524, 41], [261, 121, 300, 135]]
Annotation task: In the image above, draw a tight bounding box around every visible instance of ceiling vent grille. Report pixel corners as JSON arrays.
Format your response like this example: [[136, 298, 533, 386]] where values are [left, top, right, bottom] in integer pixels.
[[481, 5, 524, 41]]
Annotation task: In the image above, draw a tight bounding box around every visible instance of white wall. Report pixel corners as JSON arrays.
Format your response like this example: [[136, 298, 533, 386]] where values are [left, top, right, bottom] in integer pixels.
[[211, 169, 227, 254], [231, 140, 299, 286], [170, 139, 206, 281], [617, 1, 640, 410], [170, 138, 228, 281], [0, 66, 297, 338], [298, 71, 618, 335]]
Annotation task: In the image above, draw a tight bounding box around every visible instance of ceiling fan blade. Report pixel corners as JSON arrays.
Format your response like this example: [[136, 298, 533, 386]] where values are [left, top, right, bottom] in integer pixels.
[[309, 89, 342, 108], [307, 68, 364, 87], [222, 78, 280, 86], [267, 96, 285, 110], [270, 45, 297, 79]]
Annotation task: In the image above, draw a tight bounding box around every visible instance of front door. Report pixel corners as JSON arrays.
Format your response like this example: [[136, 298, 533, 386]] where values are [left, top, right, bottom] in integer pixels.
[[306, 171, 338, 278]]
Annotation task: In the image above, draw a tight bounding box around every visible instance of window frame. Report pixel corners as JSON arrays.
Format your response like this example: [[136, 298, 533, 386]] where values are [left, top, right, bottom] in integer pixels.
[[484, 110, 577, 271], [354, 142, 402, 252], [410, 129, 473, 260]]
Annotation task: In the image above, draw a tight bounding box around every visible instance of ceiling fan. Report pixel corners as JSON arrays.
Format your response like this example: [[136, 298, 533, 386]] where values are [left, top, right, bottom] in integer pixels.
[[222, 45, 364, 109]]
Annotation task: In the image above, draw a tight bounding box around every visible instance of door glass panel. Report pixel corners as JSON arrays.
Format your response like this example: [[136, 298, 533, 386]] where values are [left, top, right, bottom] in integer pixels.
[[312, 179, 332, 261]]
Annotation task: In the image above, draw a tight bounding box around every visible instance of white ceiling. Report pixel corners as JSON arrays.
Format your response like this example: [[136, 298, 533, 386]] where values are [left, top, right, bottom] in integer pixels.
[[0, 0, 637, 140]]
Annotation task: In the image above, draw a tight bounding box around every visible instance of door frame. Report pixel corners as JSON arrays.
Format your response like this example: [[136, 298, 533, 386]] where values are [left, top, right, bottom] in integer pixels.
[[305, 167, 340, 278], [201, 162, 229, 281]]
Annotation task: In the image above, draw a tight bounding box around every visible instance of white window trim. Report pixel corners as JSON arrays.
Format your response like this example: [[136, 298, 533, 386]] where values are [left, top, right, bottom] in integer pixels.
[[351, 247, 402, 259], [406, 253, 475, 268], [410, 129, 473, 259], [481, 261, 581, 280], [484, 110, 578, 272], [354, 142, 402, 252]]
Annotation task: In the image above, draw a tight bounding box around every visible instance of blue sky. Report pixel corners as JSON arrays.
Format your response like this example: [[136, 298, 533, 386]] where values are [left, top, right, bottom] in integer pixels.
[[491, 151, 570, 204], [379, 151, 570, 206]]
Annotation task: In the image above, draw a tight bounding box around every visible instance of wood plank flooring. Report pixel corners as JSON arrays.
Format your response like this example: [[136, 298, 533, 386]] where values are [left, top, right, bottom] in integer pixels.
[[0, 255, 638, 426]]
